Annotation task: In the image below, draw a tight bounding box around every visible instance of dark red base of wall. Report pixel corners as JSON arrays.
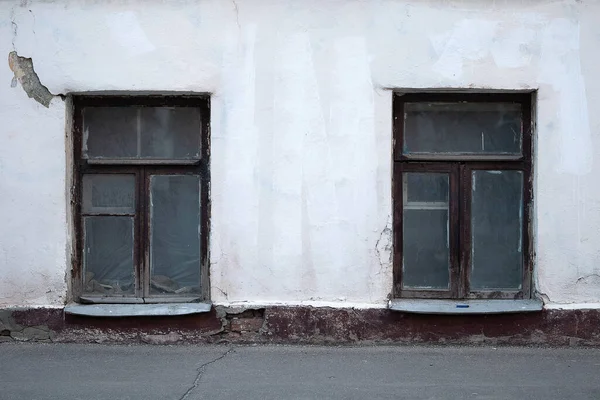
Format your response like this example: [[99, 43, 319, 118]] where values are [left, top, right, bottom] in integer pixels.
[[1, 306, 599, 346]]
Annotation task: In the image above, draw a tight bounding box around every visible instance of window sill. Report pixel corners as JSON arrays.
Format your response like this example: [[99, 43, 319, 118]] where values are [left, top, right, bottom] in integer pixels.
[[64, 302, 212, 317], [388, 299, 543, 314]]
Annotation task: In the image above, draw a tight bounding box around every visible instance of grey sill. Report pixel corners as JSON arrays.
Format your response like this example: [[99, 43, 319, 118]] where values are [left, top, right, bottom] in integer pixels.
[[64, 303, 212, 317], [388, 299, 543, 315]]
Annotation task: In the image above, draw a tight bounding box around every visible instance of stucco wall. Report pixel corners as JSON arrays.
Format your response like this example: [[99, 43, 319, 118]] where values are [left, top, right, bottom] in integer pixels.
[[1, 0, 599, 308]]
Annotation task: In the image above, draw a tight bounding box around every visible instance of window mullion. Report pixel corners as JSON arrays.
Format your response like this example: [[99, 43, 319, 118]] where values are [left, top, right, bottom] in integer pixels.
[[135, 167, 148, 299], [449, 164, 461, 298], [144, 167, 152, 299], [458, 163, 471, 298]]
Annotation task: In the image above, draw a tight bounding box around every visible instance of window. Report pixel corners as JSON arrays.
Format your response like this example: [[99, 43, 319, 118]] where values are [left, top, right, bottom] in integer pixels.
[[72, 96, 210, 304], [393, 93, 532, 300]]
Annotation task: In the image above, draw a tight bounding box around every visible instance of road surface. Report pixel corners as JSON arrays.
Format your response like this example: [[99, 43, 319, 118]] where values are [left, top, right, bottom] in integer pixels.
[[1, 343, 599, 399]]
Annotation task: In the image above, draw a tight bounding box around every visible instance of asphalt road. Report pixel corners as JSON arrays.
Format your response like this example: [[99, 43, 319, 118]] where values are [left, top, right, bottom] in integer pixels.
[[1, 343, 599, 400]]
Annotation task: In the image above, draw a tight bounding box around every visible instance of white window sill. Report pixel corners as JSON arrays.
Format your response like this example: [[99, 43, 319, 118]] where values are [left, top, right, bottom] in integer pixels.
[[64, 303, 212, 317], [388, 299, 543, 314]]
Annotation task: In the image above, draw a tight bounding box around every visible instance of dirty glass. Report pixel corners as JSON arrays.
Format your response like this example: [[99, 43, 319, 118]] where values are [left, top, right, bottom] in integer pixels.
[[471, 170, 523, 290], [403, 103, 522, 156], [83, 107, 201, 160], [140, 108, 201, 159], [83, 107, 138, 159], [149, 175, 201, 295], [402, 173, 450, 289], [83, 216, 134, 295], [82, 174, 135, 214]]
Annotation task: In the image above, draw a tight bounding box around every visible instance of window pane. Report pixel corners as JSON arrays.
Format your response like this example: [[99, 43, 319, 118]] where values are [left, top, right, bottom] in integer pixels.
[[402, 173, 450, 289], [83, 107, 201, 160], [471, 170, 523, 290], [404, 103, 522, 156], [140, 108, 201, 159], [82, 174, 135, 214], [83, 216, 134, 295], [150, 175, 201, 295], [405, 173, 449, 203], [83, 107, 137, 159]]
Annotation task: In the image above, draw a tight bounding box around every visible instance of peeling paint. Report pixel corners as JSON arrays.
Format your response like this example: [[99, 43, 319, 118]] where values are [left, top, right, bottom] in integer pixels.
[[375, 216, 393, 273], [8, 51, 54, 107]]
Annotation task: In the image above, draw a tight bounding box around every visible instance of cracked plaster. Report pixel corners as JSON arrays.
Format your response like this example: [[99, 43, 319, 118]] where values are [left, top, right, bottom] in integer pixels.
[[8, 51, 55, 107]]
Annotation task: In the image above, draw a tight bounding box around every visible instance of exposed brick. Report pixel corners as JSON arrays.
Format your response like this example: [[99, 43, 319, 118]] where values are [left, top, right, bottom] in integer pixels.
[[230, 317, 264, 333]]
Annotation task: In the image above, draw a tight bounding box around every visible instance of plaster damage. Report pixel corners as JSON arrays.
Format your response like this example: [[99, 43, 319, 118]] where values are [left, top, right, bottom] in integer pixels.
[[8, 51, 55, 107], [2, 306, 600, 346], [1, 0, 600, 309]]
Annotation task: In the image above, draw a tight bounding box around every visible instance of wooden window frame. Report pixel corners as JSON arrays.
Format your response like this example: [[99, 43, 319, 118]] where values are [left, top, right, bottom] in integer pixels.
[[71, 95, 211, 304], [392, 92, 533, 300]]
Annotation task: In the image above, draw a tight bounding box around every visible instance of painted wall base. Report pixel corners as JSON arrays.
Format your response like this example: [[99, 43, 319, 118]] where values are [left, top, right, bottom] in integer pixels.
[[1, 306, 599, 346]]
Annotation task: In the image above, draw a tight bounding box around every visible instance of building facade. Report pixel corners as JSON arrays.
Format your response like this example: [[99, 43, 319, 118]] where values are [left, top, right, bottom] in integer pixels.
[[1, 0, 599, 344]]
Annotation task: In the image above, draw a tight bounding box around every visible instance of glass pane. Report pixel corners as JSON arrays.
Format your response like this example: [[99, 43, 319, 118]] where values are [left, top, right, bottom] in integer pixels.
[[402, 173, 450, 289], [83, 216, 134, 295], [150, 175, 201, 295], [140, 108, 201, 159], [471, 170, 523, 290], [83, 107, 137, 159], [82, 174, 135, 214], [405, 173, 449, 203], [83, 107, 201, 160], [404, 103, 522, 156]]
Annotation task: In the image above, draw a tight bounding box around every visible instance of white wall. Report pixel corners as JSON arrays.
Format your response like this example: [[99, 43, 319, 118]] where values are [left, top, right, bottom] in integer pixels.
[[1, 0, 599, 308]]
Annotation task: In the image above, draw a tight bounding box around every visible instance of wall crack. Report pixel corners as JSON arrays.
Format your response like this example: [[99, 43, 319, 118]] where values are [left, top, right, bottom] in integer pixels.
[[232, 0, 241, 29], [10, 5, 18, 51], [214, 286, 229, 299], [576, 274, 600, 284]]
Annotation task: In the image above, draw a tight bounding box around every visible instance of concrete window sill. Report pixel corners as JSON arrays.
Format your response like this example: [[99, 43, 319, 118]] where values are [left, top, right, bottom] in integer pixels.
[[388, 299, 543, 315], [64, 303, 212, 317]]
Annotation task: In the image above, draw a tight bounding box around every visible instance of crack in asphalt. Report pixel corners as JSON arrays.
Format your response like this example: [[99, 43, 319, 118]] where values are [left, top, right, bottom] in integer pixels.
[[179, 347, 234, 400]]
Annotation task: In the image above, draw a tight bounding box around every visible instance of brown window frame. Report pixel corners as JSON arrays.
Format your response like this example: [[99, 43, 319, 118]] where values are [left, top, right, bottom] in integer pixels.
[[392, 92, 533, 300], [71, 95, 211, 304]]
